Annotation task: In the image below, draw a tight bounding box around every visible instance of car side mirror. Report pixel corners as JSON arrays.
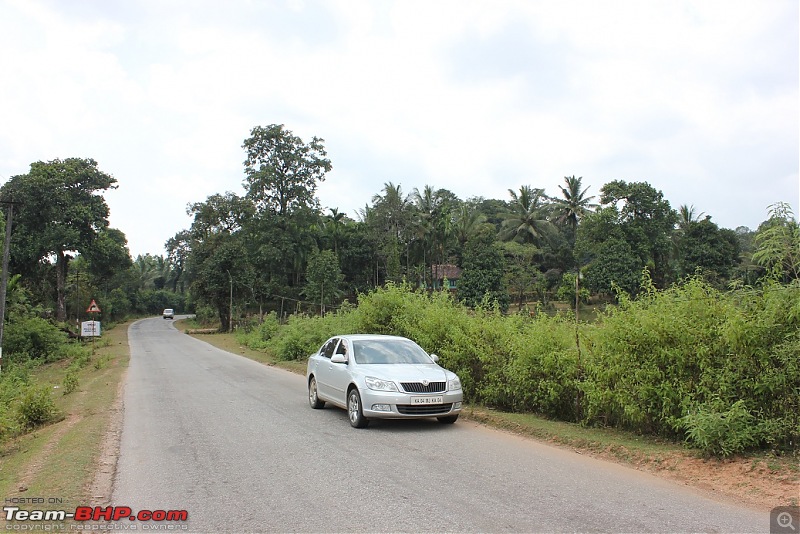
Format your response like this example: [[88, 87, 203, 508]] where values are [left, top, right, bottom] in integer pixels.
[[430, 354, 439, 363], [331, 354, 347, 364]]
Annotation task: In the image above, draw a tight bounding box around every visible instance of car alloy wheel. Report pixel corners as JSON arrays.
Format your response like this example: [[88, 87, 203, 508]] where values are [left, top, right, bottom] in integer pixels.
[[308, 377, 325, 409], [347, 388, 369, 428]]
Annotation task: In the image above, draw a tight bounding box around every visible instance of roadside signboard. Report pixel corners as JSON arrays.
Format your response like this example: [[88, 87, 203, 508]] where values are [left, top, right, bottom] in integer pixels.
[[81, 320, 101, 337]]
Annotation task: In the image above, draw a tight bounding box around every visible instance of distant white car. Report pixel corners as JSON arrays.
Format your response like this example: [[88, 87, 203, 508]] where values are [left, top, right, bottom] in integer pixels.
[[306, 334, 463, 428], [162, 309, 174, 319]]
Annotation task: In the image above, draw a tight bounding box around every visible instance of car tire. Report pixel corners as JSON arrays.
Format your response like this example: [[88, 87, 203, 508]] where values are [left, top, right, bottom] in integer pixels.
[[347, 388, 369, 428], [308, 377, 325, 409], [437, 414, 459, 424]]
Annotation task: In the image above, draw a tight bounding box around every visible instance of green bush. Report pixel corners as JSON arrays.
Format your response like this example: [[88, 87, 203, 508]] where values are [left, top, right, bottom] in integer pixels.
[[486, 313, 580, 419], [0, 365, 31, 440], [581, 277, 738, 436], [63, 370, 79, 395], [4, 316, 67, 361], [270, 315, 332, 361], [680, 400, 760, 457], [16, 386, 59, 430], [236, 312, 280, 350]]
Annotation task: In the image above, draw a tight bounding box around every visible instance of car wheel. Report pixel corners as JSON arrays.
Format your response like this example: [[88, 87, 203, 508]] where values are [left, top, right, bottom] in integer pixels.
[[347, 388, 369, 428], [437, 414, 459, 424], [308, 377, 325, 409]]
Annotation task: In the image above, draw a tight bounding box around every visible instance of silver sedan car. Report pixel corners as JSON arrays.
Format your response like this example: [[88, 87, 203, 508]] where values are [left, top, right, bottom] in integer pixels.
[[306, 334, 463, 428]]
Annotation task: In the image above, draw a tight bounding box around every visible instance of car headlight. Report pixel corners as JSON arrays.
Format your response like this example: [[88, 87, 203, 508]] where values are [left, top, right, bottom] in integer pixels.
[[448, 377, 462, 391], [365, 376, 398, 392]]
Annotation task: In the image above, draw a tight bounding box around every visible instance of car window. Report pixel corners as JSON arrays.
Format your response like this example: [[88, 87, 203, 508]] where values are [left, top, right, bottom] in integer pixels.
[[352, 339, 433, 364], [335, 340, 348, 356], [320, 338, 338, 359]]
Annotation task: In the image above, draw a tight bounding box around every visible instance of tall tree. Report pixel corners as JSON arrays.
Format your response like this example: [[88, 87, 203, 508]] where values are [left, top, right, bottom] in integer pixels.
[[677, 217, 740, 284], [302, 249, 344, 314], [369, 182, 413, 282], [677, 204, 705, 233], [599, 180, 677, 287], [242, 124, 331, 217], [165, 230, 192, 293], [499, 186, 555, 246], [458, 228, 510, 311], [553, 175, 598, 230], [501, 241, 539, 308], [0, 158, 118, 321], [575, 207, 642, 296], [83, 227, 133, 289]]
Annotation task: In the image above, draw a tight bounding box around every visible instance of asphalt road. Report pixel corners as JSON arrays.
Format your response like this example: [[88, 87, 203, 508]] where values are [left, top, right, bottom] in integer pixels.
[[112, 317, 769, 533]]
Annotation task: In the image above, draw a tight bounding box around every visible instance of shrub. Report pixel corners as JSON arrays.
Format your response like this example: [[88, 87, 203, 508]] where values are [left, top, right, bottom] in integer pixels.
[[486, 313, 580, 420], [270, 315, 331, 361], [581, 277, 737, 436], [0, 365, 30, 441], [16, 386, 59, 430], [63, 370, 79, 395], [680, 400, 760, 458], [236, 312, 280, 350], [4, 316, 67, 361]]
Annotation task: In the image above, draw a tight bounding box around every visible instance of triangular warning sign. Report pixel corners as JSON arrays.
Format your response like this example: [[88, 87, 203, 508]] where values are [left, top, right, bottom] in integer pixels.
[[86, 299, 102, 313]]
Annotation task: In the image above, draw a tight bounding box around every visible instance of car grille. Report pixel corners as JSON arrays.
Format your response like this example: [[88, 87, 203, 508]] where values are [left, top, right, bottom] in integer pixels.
[[397, 403, 453, 415], [401, 381, 446, 393]]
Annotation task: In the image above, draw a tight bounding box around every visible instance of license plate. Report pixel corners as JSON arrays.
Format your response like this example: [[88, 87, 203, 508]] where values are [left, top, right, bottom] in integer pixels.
[[411, 396, 443, 404]]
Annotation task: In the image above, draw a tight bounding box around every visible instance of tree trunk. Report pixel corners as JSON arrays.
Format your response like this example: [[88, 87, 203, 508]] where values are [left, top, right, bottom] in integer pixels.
[[55, 249, 69, 322], [217, 303, 229, 332]]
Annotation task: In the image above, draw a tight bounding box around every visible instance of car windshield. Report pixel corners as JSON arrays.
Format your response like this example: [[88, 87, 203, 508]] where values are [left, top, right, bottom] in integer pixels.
[[352, 339, 433, 365]]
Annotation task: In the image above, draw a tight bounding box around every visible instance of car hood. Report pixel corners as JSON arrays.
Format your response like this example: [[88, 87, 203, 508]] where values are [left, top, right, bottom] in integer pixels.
[[356, 363, 452, 382]]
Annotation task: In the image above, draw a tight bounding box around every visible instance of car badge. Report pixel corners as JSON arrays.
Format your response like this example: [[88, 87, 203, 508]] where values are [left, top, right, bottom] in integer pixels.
[[422, 380, 429, 386]]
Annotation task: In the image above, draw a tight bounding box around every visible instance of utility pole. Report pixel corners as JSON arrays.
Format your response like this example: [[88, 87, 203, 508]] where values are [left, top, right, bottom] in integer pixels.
[[575, 270, 581, 365], [0, 201, 16, 375], [227, 270, 233, 332]]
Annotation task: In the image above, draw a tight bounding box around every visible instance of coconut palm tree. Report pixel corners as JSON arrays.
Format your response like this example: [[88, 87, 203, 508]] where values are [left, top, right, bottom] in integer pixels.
[[677, 204, 705, 233], [553, 175, 598, 230], [453, 202, 488, 247], [499, 186, 555, 246]]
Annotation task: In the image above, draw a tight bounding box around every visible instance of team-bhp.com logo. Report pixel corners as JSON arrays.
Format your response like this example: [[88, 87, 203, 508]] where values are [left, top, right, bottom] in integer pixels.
[[4, 505, 188, 525]]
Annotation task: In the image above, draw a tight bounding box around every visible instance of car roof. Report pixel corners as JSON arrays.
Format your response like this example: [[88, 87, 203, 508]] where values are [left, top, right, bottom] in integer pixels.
[[335, 334, 411, 342]]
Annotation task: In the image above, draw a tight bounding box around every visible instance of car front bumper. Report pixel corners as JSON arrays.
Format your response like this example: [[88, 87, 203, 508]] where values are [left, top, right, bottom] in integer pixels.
[[360, 389, 463, 419]]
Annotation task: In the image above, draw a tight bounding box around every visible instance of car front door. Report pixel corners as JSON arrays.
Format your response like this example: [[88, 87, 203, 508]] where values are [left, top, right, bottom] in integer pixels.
[[326, 339, 353, 405], [314, 338, 339, 400]]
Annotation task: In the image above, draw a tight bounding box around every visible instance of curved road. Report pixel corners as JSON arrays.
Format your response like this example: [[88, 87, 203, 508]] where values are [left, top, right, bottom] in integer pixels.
[[112, 317, 768, 533]]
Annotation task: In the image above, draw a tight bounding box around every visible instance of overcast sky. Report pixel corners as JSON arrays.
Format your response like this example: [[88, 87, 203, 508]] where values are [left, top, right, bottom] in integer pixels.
[[1, 0, 797, 258]]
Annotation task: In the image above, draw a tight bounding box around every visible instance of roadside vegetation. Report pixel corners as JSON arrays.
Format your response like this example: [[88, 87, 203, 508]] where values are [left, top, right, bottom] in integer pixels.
[[0, 320, 128, 507]]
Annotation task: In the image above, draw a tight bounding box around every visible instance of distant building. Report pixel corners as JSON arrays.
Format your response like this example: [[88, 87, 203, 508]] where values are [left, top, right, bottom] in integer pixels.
[[430, 264, 462, 292]]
